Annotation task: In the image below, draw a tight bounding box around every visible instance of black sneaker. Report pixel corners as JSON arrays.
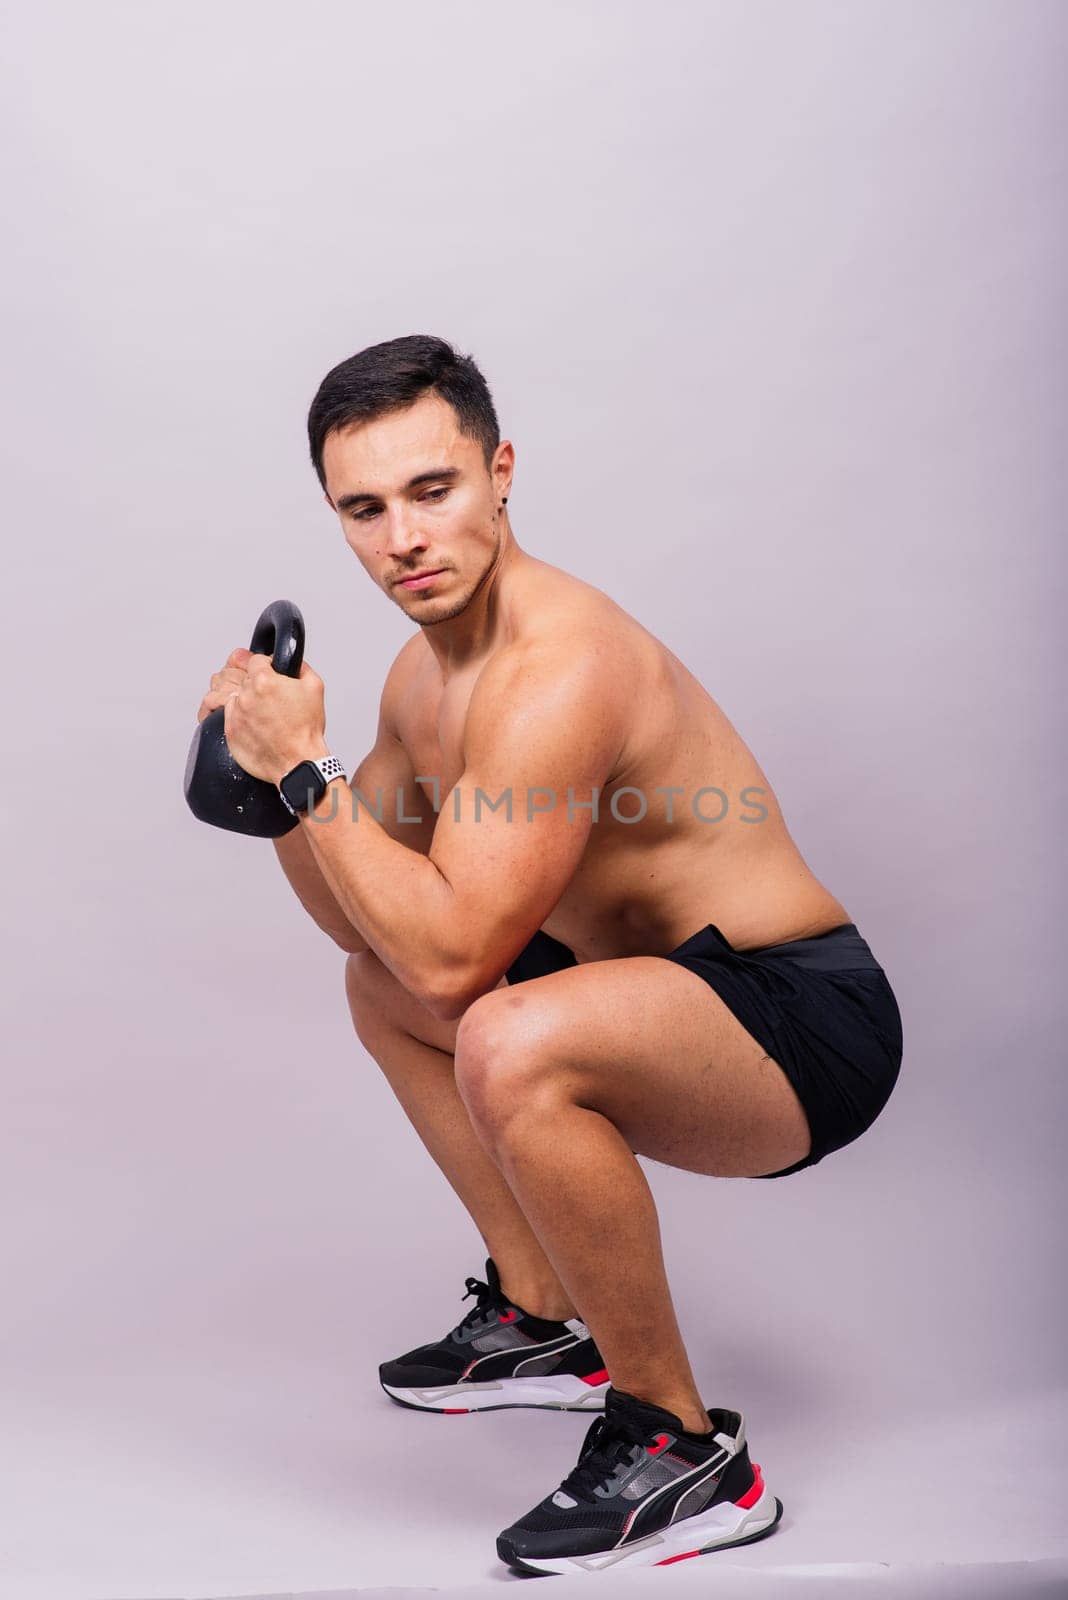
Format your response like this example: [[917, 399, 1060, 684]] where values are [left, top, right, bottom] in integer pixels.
[[496, 1384, 783, 1574], [378, 1258, 610, 1414]]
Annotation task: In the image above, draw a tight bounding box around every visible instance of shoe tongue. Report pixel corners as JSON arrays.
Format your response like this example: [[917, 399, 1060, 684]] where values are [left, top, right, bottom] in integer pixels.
[[484, 1257, 503, 1296], [605, 1386, 689, 1436]]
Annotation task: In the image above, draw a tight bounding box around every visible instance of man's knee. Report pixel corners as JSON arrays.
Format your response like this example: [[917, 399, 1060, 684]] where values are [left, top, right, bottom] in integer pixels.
[[454, 989, 563, 1131]]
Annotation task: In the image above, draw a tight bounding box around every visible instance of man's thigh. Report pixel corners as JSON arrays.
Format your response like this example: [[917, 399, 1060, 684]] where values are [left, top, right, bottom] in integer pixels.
[[463, 958, 813, 1180]]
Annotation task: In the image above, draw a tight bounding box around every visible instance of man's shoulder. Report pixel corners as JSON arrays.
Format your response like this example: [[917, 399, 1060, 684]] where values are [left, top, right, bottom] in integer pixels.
[[503, 569, 644, 672], [380, 633, 435, 733], [464, 604, 637, 776], [389, 629, 433, 682], [486, 616, 630, 699]]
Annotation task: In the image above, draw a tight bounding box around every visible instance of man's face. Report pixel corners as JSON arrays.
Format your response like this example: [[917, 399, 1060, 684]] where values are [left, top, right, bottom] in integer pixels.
[[322, 392, 512, 625]]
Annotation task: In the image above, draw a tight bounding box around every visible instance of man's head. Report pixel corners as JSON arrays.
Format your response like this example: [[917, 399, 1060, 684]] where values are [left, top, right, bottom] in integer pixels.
[[308, 334, 514, 625]]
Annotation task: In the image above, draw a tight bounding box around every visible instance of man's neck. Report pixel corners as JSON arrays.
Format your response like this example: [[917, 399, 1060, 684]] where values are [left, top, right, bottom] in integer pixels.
[[422, 527, 528, 678]]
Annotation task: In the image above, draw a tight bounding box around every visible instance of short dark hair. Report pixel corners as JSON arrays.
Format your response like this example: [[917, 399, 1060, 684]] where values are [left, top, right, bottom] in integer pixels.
[[307, 333, 501, 494]]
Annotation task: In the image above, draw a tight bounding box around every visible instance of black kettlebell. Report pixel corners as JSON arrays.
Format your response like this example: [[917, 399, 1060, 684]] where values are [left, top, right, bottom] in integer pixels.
[[184, 599, 305, 838]]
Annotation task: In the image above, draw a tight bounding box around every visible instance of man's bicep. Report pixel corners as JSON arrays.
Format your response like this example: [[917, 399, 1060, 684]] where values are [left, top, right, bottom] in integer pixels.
[[427, 646, 625, 989], [431, 774, 596, 970], [350, 717, 437, 853]]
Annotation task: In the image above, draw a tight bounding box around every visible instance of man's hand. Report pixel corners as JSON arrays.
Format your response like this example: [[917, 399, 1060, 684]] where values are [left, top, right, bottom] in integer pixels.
[[196, 646, 250, 723], [217, 647, 329, 785]]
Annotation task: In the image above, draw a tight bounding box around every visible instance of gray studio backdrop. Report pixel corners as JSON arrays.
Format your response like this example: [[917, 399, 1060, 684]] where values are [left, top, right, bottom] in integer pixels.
[[1, 2, 1063, 1596]]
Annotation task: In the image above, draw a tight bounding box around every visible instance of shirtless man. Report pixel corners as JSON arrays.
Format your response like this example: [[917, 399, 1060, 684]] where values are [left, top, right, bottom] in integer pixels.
[[198, 333, 903, 1576]]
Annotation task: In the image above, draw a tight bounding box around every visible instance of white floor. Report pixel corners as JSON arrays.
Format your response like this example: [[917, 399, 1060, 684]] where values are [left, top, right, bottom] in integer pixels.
[[211, 1564, 1068, 1599], [2, 1372, 1064, 1599]]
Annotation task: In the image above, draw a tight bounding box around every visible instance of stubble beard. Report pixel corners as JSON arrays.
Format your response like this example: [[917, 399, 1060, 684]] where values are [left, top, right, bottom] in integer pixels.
[[398, 524, 501, 627]]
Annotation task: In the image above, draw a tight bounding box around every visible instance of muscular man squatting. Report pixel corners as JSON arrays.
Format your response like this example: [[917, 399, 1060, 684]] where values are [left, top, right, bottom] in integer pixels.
[[196, 333, 903, 1576]]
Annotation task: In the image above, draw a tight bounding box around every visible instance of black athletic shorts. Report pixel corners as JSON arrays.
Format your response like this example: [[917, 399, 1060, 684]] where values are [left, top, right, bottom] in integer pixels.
[[505, 921, 903, 1179]]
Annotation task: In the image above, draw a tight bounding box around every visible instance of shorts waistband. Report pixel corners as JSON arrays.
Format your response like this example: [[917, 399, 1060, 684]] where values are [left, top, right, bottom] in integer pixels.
[[681, 921, 883, 973]]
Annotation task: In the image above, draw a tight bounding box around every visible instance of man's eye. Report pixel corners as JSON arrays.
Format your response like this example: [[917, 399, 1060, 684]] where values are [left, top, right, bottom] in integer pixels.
[[352, 487, 448, 522]]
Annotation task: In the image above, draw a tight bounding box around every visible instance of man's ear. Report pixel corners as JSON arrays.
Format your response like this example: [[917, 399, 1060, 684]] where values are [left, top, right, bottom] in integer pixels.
[[493, 438, 515, 500]]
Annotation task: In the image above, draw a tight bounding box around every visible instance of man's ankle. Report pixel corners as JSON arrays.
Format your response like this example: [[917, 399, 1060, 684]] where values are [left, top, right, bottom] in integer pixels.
[[501, 1279, 578, 1322], [617, 1385, 712, 1437]]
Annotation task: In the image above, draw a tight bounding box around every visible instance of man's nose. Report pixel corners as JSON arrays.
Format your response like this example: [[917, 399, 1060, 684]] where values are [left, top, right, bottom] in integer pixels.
[[382, 510, 429, 559]]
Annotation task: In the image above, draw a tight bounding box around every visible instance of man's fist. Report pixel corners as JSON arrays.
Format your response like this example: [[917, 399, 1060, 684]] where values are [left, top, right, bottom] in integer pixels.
[[222, 652, 328, 786], [196, 647, 252, 723]]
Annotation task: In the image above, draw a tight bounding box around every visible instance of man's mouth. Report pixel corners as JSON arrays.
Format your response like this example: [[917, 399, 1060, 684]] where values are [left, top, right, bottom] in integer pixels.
[[396, 569, 447, 590]]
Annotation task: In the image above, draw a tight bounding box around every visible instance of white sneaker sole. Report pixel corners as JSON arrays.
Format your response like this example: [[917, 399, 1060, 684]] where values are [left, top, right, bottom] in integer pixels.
[[507, 1478, 783, 1574], [380, 1372, 611, 1413]]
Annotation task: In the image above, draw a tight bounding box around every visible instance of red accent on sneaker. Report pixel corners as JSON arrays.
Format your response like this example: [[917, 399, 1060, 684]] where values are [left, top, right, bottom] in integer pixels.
[[498, 1309, 519, 1323], [582, 1368, 610, 1385], [647, 1432, 670, 1456], [656, 1548, 702, 1566], [736, 1461, 764, 1509], [443, 1408, 470, 1413]]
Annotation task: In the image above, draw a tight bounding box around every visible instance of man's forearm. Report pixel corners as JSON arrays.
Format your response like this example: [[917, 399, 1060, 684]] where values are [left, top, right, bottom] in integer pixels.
[[273, 825, 368, 954], [297, 780, 463, 1013]]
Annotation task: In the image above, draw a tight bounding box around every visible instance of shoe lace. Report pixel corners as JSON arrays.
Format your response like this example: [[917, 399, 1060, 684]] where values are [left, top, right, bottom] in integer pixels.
[[558, 1413, 652, 1503], [452, 1273, 511, 1336]]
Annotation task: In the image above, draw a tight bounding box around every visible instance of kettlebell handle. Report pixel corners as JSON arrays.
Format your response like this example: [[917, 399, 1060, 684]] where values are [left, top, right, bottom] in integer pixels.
[[250, 599, 305, 678]]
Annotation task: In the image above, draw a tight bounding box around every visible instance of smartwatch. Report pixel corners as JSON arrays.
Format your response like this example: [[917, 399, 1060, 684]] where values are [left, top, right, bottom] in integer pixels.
[[279, 754, 348, 816]]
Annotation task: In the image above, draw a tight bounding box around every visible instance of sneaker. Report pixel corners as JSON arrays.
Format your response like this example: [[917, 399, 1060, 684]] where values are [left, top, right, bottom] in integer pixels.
[[495, 1384, 783, 1574], [378, 1258, 610, 1414]]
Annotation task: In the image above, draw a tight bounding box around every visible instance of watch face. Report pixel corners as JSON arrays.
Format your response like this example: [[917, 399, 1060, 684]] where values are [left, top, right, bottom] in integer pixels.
[[282, 761, 325, 812]]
